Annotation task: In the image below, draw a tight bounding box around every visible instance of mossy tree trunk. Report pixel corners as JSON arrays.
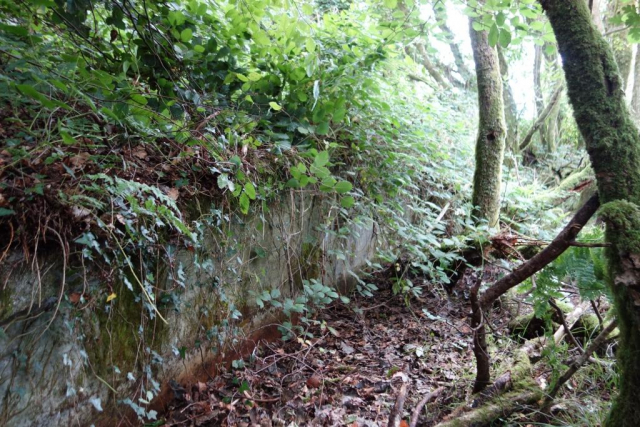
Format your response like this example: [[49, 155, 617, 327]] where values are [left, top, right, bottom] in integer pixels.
[[541, 0, 640, 425], [498, 45, 519, 150], [469, 13, 506, 228]]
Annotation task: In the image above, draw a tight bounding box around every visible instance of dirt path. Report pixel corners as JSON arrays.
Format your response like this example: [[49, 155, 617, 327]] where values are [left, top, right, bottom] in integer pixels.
[[163, 274, 487, 426]]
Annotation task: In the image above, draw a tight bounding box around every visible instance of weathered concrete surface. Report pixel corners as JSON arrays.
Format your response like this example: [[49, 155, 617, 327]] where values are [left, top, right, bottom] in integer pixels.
[[0, 192, 379, 426]]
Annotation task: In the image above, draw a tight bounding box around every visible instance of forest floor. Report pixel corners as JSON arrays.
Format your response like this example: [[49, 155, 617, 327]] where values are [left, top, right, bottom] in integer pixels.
[[161, 268, 613, 427]]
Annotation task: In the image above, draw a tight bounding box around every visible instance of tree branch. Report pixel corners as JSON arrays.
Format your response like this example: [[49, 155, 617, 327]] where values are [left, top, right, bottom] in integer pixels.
[[409, 387, 444, 427], [545, 319, 617, 402], [479, 194, 600, 308], [519, 84, 565, 151]]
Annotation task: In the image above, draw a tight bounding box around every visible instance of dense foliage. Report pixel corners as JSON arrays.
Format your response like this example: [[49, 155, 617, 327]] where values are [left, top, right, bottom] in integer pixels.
[[2, 0, 636, 424]]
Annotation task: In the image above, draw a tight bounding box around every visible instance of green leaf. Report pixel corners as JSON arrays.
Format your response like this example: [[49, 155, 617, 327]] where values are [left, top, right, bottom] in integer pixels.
[[530, 20, 544, 31], [306, 38, 316, 53], [488, 23, 499, 47], [239, 193, 250, 214], [269, 101, 282, 111], [130, 94, 147, 105], [59, 130, 77, 145], [180, 28, 193, 43], [244, 182, 256, 200], [340, 196, 355, 208], [316, 122, 330, 135], [334, 181, 353, 194], [498, 29, 511, 48], [384, 0, 397, 8], [286, 178, 300, 188], [544, 43, 557, 56], [0, 208, 15, 217], [309, 164, 330, 179], [314, 151, 329, 167]]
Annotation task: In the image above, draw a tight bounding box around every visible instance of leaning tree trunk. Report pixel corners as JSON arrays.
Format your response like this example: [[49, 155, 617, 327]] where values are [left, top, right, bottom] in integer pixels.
[[469, 13, 506, 228], [541, 0, 640, 425]]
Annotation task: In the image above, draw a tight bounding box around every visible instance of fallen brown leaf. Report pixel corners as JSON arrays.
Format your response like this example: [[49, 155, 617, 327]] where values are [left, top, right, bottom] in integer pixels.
[[306, 374, 322, 389]]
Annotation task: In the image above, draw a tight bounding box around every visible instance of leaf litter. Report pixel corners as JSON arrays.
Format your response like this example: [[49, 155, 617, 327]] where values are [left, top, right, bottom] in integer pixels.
[[162, 271, 492, 427]]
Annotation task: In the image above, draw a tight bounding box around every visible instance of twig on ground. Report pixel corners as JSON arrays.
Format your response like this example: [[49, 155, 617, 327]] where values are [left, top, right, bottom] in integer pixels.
[[590, 299, 604, 331], [549, 298, 583, 352], [545, 320, 618, 402], [388, 381, 408, 427], [409, 387, 444, 427]]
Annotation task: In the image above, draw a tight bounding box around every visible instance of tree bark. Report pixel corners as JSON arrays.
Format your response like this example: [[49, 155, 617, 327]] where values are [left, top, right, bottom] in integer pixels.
[[498, 45, 519, 150], [471, 279, 489, 393], [544, 94, 561, 151], [469, 12, 506, 228], [590, 0, 604, 33], [479, 194, 599, 308], [433, 2, 473, 84], [540, 0, 640, 425], [545, 319, 617, 402], [605, 0, 633, 89], [519, 84, 564, 151], [405, 45, 449, 89], [533, 44, 549, 148], [631, 44, 640, 124]]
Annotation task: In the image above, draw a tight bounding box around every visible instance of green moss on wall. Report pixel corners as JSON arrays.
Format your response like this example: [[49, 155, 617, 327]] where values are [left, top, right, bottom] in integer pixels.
[[0, 287, 12, 320]]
